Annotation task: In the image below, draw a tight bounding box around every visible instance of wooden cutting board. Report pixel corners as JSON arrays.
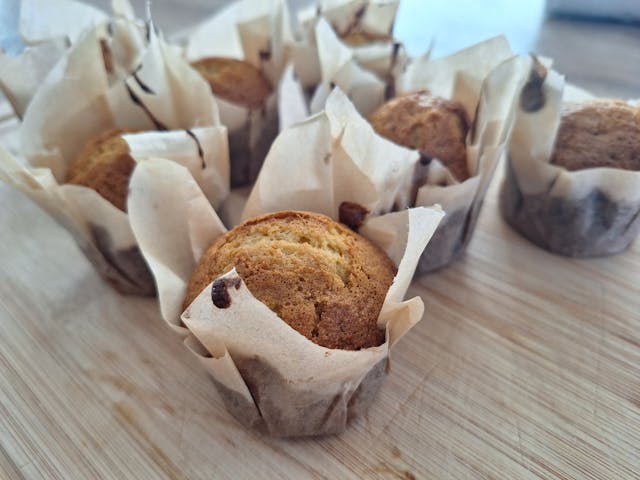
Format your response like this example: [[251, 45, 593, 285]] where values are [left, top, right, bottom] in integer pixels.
[[0, 90, 639, 480]]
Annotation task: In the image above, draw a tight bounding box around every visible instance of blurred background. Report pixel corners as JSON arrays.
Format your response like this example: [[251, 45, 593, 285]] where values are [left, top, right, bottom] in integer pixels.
[[2, 0, 640, 97]]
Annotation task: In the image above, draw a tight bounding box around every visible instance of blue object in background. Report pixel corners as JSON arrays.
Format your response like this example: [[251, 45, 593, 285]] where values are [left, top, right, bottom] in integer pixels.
[[0, 0, 24, 55]]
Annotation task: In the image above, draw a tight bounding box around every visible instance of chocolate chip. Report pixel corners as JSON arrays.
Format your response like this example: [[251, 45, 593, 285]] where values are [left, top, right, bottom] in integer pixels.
[[185, 129, 205, 169], [354, 5, 366, 20], [132, 65, 155, 95], [145, 20, 152, 42], [259, 50, 271, 61], [124, 82, 167, 131], [99, 38, 114, 74], [384, 42, 402, 100], [520, 54, 548, 113], [339, 201, 369, 232], [392, 42, 401, 57], [211, 277, 241, 309], [384, 82, 395, 101], [419, 153, 432, 165]]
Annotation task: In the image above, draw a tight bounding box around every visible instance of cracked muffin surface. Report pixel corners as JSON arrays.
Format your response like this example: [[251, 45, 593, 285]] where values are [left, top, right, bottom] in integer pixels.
[[369, 91, 471, 182], [551, 100, 640, 172], [191, 57, 272, 109], [184, 210, 396, 350], [66, 128, 137, 212]]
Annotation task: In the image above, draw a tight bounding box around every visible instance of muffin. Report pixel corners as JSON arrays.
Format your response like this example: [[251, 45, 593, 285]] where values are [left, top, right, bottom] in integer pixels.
[[550, 100, 640, 172], [66, 129, 136, 212], [191, 57, 272, 109], [127, 155, 442, 436], [184, 210, 396, 350], [501, 73, 640, 257], [369, 91, 471, 182]]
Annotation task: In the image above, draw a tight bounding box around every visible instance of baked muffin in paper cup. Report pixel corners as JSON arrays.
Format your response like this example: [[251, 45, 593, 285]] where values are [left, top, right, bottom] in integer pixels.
[[127, 155, 443, 437], [293, 0, 405, 115], [392, 36, 531, 272], [500, 60, 640, 256], [0, 0, 110, 117], [271, 37, 531, 273], [185, 0, 293, 187], [0, 9, 229, 296]]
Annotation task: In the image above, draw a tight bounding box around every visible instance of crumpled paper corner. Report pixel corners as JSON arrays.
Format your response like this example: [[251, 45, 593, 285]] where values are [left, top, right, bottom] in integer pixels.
[[0, 0, 130, 118]]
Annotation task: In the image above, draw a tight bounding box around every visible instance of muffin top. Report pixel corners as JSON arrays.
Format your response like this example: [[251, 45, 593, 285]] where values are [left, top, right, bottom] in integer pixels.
[[184, 211, 397, 350], [66, 128, 137, 212], [191, 57, 272, 109], [369, 91, 471, 182], [551, 100, 640, 172]]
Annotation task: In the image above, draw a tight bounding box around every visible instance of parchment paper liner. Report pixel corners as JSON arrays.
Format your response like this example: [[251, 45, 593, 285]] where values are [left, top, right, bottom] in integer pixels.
[[127, 157, 443, 436], [0, 0, 111, 118], [293, 0, 405, 118], [0, 12, 229, 296], [185, 0, 293, 187], [500, 64, 640, 256], [257, 37, 531, 273], [0, 39, 69, 119]]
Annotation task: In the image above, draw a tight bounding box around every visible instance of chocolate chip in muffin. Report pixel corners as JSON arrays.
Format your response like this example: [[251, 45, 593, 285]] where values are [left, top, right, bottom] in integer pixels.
[[211, 276, 241, 309], [339, 201, 369, 232]]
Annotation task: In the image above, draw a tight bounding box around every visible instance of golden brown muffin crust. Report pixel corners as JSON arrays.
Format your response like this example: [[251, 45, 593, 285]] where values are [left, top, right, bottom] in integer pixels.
[[184, 211, 397, 350], [369, 91, 471, 182], [551, 100, 640, 172], [66, 128, 137, 212], [191, 57, 272, 109]]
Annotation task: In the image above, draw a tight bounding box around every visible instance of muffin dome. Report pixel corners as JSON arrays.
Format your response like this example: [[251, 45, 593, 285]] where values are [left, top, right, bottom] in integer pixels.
[[551, 100, 640, 172], [369, 91, 471, 182], [191, 57, 272, 109], [66, 129, 136, 212], [184, 211, 396, 350]]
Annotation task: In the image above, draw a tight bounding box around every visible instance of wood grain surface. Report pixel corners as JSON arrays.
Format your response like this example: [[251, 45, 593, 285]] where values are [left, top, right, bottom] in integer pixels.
[[2, 2, 640, 479]]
